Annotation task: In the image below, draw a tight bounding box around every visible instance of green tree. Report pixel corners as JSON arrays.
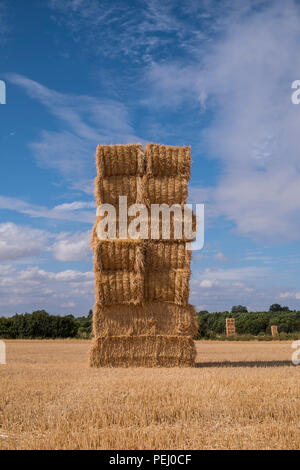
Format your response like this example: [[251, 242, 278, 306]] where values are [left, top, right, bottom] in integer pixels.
[[231, 305, 248, 313], [269, 304, 289, 312]]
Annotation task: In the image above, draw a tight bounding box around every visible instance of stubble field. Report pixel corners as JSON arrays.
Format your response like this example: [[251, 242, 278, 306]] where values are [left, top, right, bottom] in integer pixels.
[[0, 340, 299, 450]]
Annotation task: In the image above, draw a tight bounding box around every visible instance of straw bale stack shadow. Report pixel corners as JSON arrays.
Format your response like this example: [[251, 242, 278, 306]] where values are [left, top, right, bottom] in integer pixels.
[[90, 143, 197, 367]]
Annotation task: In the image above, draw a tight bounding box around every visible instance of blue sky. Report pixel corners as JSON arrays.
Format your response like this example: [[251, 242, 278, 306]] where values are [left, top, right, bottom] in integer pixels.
[[1, 0, 300, 315]]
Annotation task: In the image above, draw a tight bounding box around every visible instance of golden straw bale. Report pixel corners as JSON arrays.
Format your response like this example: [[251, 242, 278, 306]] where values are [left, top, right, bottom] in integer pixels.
[[96, 144, 145, 177], [149, 206, 196, 241], [145, 241, 191, 270], [95, 175, 145, 206], [145, 269, 190, 305], [95, 271, 144, 305], [146, 176, 189, 205], [89, 335, 196, 367], [93, 239, 146, 272], [226, 318, 236, 337], [271, 325, 278, 337], [145, 143, 191, 177], [92, 208, 196, 242], [92, 302, 198, 337]]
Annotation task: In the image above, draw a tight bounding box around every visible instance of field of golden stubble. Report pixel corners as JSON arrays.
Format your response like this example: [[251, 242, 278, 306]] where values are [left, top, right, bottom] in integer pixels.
[[0, 340, 299, 450]]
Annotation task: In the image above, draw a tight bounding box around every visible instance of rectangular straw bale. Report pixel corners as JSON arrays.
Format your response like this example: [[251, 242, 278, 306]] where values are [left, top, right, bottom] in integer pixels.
[[92, 203, 196, 241], [92, 302, 198, 337], [95, 271, 144, 305], [146, 176, 189, 205], [92, 214, 149, 242], [271, 325, 278, 337], [93, 239, 145, 272], [146, 241, 191, 270], [90, 335, 196, 367], [145, 269, 190, 304], [226, 317, 236, 337], [145, 143, 191, 177], [149, 207, 197, 241], [95, 175, 145, 206], [96, 144, 145, 177]]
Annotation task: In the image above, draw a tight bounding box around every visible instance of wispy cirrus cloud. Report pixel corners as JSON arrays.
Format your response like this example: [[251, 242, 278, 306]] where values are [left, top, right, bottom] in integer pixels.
[[47, 0, 229, 63], [146, 0, 300, 242], [6, 74, 141, 191], [0, 195, 95, 223]]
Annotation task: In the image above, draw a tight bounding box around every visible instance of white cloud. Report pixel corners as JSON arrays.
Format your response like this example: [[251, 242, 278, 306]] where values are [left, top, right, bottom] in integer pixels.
[[146, 1, 300, 242], [190, 265, 272, 310], [195, 266, 270, 283], [199, 279, 218, 288], [0, 223, 48, 261], [214, 252, 228, 263], [0, 265, 94, 315], [0, 221, 92, 263], [52, 231, 91, 261], [280, 292, 300, 300]]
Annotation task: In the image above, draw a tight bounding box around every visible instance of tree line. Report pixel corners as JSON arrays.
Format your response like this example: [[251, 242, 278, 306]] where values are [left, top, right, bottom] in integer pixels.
[[0, 305, 299, 339], [0, 310, 92, 339], [198, 305, 300, 338]]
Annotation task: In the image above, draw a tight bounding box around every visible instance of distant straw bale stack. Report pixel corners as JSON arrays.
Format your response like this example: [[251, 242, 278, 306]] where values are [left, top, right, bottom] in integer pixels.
[[90, 143, 197, 367], [271, 325, 278, 337], [226, 318, 236, 337]]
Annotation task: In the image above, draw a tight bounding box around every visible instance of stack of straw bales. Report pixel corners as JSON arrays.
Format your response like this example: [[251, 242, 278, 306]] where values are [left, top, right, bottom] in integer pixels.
[[90, 143, 197, 367], [271, 325, 278, 337], [226, 318, 236, 337]]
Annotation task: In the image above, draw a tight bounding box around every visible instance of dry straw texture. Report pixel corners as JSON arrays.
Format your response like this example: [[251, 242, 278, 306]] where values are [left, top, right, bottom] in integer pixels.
[[90, 335, 196, 367], [145, 269, 190, 305], [146, 241, 191, 270], [149, 208, 196, 241], [93, 239, 145, 272], [96, 144, 145, 177], [146, 176, 189, 205], [145, 143, 191, 177], [92, 205, 196, 241], [2, 340, 300, 449], [92, 302, 198, 337], [95, 175, 145, 206], [94, 271, 144, 305]]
